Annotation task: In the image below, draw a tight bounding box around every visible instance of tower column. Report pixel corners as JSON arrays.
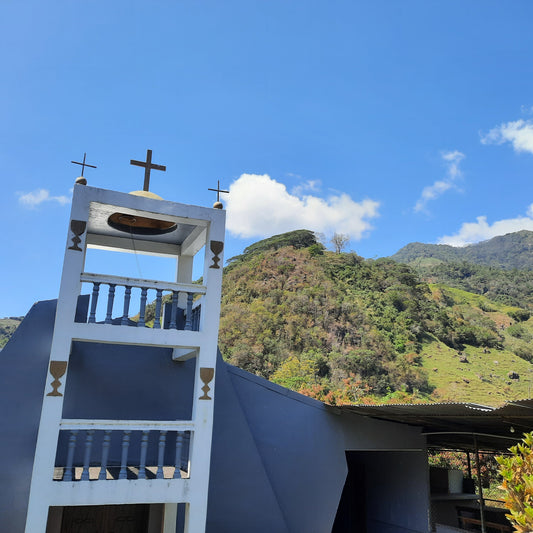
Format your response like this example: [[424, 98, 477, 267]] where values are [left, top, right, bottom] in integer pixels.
[[177, 255, 194, 307], [25, 185, 91, 533]]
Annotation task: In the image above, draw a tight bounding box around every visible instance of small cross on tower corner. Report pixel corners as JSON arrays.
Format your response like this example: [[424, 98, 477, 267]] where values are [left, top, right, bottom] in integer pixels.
[[208, 180, 229, 209], [71, 153, 97, 185]]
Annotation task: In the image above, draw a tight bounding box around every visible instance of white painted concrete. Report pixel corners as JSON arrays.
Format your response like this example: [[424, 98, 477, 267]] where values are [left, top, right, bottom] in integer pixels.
[[25, 183, 226, 533]]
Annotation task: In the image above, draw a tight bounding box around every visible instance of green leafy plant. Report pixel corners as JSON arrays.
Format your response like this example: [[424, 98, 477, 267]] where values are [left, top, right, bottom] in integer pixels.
[[497, 432, 533, 532]]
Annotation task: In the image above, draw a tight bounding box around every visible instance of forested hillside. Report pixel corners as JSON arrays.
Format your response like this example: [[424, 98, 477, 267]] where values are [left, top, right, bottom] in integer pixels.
[[219, 230, 533, 405], [420, 262, 533, 310], [390, 231, 533, 310], [391, 230, 533, 270]]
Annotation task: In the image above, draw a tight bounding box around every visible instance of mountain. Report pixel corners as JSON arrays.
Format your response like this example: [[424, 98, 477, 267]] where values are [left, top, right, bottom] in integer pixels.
[[391, 230, 533, 270], [219, 230, 533, 406], [390, 231, 533, 310]]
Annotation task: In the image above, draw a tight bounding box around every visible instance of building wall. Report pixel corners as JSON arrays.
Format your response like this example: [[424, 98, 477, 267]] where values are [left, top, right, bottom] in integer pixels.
[[359, 451, 429, 533], [0, 300, 429, 533], [0, 300, 57, 533], [209, 364, 428, 533]]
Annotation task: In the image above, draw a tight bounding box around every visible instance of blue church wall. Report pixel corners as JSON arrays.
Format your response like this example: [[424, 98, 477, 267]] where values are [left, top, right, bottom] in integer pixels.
[[208, 355, 290, 532], [0, 300, 430, 533], [63, 343, 195, 422], [211, 364, 429, 533], [0, 300, 57, 533]]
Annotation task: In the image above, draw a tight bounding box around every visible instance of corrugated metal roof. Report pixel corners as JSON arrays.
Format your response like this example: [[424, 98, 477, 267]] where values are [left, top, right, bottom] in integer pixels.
[[339, 399, 533, 451]]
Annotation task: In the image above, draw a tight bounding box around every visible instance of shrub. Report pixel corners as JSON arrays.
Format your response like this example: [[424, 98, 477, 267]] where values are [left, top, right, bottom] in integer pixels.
[[497, 432, 533, 532], [508, 309, 531, 323], [307, 243, 325, 256], [479, 301, 496, 312], [515, 345, 533, 362], [507, 324, 532, 342]]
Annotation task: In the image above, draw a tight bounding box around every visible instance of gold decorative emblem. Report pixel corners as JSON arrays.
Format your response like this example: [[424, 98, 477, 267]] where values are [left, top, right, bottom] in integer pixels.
[[199, 367, 215, 400], [68, 220, 87, 252], [47, 361, 68, 397], [209, 241, 224, 269]]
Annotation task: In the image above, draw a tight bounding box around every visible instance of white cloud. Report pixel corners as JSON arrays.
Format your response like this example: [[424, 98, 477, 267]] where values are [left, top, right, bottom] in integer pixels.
[[18, 188, 70, 208], [291, 179, 321, 196], [481, 119, 533, 154], [414, 151, 465, 213], [224, 173, 380, 240], [438, 204, 533, 246]]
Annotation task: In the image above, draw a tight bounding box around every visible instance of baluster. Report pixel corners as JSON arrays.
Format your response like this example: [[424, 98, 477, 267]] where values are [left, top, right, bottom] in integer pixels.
[[139, 430, 149, 479], [99, 430, 112, 480], [169, 291, 178, 330], [64, 430, 78, 481], [88, 283, 100, 323], [119, 430, 131, 480], [185, 293, 194, 330], [173, 431, 184, 479], [81, 429, 95, 481], [192, 306, 200, 331], [156, 430, 167, 479], [153, 289, 163, 329], [138, 287, 148, 328], [121, 286, 132, 325], [104, 284, 116, 324]]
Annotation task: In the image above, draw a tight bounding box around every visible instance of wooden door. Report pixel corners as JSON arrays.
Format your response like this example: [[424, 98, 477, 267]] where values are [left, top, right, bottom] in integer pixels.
[[60, 504, 149, 533]]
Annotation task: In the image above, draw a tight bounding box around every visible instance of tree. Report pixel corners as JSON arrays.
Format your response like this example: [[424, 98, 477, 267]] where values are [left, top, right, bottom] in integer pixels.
[[497, 432, 533, 532], [331, 233, 350, 253]]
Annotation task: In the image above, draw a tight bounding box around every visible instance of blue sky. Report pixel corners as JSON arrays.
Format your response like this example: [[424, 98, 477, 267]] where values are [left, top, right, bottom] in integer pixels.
[[2, 1, 533, 317]]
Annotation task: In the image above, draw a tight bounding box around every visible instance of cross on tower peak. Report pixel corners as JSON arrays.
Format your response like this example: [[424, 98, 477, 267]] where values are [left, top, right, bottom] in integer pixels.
[[130, 149, 166, 192]]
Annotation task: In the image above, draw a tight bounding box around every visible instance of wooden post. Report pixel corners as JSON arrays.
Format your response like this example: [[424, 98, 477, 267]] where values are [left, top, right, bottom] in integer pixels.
[[474, 435, 486, 533]]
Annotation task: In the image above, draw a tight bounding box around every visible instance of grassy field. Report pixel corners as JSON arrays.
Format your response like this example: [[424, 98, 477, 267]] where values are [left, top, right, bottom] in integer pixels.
[[424, 285, 533, 405], [422, 340, 532, 405]]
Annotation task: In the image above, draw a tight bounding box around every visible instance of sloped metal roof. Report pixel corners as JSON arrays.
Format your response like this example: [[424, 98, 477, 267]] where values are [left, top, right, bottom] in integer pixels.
[[340, 399, 533, 451]]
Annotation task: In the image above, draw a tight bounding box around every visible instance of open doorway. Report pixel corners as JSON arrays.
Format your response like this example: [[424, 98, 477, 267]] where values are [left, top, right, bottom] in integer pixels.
[[332, 450, 430, 533]]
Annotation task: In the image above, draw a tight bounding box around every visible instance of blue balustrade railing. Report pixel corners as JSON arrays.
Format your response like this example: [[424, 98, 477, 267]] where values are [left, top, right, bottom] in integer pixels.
[[55, 420, 192, 482], [79, 273, 205, 331]]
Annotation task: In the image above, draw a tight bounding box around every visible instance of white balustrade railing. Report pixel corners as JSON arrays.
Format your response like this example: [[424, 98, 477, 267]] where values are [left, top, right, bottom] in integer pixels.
[[55, 420, 193, 482], [79, 273, 205, 331]]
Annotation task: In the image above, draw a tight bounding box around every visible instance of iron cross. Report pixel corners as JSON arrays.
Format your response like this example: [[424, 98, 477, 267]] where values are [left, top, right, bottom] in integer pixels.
[[71, 153, 97, 177], [208, 180, 229, 202], [130, 149, 166, 191]]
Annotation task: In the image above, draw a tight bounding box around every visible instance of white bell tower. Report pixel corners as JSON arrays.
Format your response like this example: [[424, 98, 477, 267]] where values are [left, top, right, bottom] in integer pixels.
[[25, 152, 226, 532]]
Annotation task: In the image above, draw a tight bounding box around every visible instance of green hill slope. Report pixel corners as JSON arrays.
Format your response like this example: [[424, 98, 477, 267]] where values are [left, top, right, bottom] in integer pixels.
[[421, 262, 533, 310], [421, 285, 533, 404], [219, 230, 533, 406], [391, 230, 533, 270]]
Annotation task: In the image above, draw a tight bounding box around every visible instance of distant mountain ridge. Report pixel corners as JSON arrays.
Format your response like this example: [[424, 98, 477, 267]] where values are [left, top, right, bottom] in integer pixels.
[[391, 230, 533, 270]]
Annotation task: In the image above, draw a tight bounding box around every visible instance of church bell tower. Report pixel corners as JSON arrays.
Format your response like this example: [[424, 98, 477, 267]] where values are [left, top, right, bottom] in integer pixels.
[[25, 151, 226, 532]]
